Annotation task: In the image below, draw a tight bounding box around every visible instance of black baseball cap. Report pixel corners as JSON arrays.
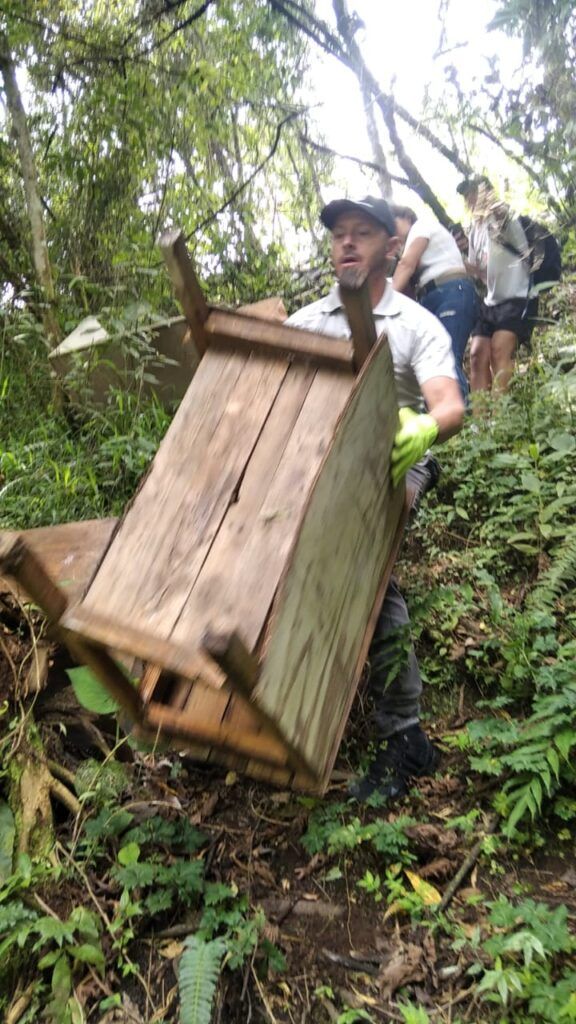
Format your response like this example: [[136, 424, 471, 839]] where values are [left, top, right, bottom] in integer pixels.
[[456, 175, 493, 196], [320, 195, 397, 236]]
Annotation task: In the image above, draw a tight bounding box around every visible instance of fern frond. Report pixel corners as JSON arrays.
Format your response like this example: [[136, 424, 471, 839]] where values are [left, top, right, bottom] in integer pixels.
[[527, 524, 576, 612], [179, 935, 226, 1024]]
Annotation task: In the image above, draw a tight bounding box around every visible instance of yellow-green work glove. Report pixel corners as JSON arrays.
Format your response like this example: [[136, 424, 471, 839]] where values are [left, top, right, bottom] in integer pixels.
[[391, 407, 439, 488]]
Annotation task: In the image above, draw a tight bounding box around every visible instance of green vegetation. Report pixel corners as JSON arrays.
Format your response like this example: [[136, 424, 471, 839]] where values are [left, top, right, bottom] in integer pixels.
[[1, 1, 576, 1019]]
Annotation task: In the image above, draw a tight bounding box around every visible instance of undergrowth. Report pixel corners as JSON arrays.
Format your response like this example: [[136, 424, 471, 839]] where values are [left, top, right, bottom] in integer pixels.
[[1, 300, 576, 1021], [401, 326, 576, 837]]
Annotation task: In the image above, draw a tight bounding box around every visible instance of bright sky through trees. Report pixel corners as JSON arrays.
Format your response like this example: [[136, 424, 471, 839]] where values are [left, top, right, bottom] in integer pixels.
[[309, 0, 524, 217]]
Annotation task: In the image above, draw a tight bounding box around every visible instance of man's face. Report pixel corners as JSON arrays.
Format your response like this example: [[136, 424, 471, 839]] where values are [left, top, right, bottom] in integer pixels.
[[331, 212, 398, 280]]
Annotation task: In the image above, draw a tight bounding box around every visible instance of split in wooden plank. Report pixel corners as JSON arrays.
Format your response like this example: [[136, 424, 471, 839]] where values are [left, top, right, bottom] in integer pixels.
[[160, 229, 210, 356], [338, 267, 378, 371], [170, 366, 352, 657], [204, 308, 354, 371]]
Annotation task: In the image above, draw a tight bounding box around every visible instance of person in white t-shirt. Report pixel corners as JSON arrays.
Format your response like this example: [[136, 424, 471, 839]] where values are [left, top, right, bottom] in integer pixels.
[[457, 176, 533, 395], [286, 195, 464, 803], [391, 206, 477, 402]]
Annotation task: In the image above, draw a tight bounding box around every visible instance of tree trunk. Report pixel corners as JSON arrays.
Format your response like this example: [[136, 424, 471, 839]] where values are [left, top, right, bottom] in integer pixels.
[[331, 0, 451, 226], [0, 36, 61, 348], [361, 85, 392, 197]]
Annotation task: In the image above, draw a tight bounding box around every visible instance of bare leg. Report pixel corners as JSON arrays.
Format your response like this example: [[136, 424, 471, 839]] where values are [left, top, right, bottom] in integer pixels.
[[470, 335, 492, 392], [490, 329, 517, 393]]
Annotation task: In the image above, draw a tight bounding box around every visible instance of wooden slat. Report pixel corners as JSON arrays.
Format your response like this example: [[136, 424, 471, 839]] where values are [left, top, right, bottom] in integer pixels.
[[0, 519, 116, 604], [80, 351, 287, 635], [0, 533, 144, 722], [202, 630, 260, 698], [204, 308, 354, 371], [254, 338, 404, 777], [319, 492, 410, 786], [160, 229, 209, 356], [145, 701, 292, 767], [338, 268, 378, 371], [0, 533, 68, 621], [62, 630, 145, 723], [62, 607, 224, 690], [170, 366, 352, 654], [237, 297, 287, 323]]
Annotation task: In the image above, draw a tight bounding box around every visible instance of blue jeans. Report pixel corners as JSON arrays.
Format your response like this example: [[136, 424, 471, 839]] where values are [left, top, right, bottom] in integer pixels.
[[421, 278, 477, 401]]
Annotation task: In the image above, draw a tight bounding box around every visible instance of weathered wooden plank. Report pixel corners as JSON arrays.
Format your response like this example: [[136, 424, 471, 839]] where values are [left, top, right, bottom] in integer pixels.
[[204, 308, 354, 371], [169, 362, 320, 650], [0, 519, 116, 603], [81, 351, 287, 634], [145, 700, 290, 767], [319, 492, 411, 783], [254, 338, 404, 777], [237, 296, 287, 323], [62, 607, 223, 690], [0, 533, 68, 620], [202, 630, 260, 698], [338, 268, 378, 371]]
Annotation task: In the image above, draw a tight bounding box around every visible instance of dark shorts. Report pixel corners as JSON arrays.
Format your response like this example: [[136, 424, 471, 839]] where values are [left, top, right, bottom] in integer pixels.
[[472, 298, 539, 345]]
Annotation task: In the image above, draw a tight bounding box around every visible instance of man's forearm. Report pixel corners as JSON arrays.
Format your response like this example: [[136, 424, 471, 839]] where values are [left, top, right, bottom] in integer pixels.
[[465, 258, 486, 284], [392, 257, 418, 294]]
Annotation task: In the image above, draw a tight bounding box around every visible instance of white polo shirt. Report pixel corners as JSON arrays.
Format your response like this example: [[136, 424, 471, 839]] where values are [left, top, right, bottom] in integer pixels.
[[405, 216, 466, 287], [285, 283, 457, 409]]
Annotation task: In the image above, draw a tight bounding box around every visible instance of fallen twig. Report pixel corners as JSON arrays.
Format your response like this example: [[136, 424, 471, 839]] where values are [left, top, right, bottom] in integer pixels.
[[438, 814, 499, 913], [320, 948, 380, 975]]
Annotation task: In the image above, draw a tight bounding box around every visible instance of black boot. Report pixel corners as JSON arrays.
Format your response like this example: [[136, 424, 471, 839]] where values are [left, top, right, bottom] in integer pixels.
[[349, 724, 440, 803]]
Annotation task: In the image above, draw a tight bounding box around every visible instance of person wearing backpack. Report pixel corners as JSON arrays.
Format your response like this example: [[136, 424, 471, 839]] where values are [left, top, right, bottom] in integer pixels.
[[457, 176, 536, 398]]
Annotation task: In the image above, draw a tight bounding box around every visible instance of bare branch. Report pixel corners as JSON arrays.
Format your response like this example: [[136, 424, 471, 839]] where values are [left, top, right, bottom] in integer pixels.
[[188, 111, 300, 238], [298, 133, 409, 188]]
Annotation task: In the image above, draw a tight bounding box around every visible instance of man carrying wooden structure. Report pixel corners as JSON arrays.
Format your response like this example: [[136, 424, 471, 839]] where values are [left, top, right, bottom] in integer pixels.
[[286, 195, 465, 801], [0, 203, 463, 797]]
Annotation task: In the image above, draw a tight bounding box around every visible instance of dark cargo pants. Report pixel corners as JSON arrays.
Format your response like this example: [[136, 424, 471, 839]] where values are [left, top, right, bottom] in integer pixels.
[[367, 456, 438, 739]]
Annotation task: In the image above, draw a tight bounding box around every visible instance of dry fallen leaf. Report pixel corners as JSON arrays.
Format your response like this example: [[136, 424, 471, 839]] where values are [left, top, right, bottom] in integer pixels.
[[378, 943, 425, 998], [159, 940, 184, 959], [404, 870, 442, 907]]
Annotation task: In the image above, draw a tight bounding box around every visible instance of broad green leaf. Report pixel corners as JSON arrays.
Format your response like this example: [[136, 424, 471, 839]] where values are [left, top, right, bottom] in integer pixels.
[[51, 953, 72, 1004], [521, 471, 540, 493], [0, 802, 15, 886], [66, 666, 120, 714], [67, 942, 105, 971], [548, 432, 575, 453], [118, 842, 140, 866]]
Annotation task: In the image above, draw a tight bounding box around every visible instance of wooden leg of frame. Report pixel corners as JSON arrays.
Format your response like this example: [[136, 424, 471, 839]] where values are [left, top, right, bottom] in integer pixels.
[[201, 628, 316, 780], [62, 630, 144, 724], [0, 533, 68, 621], [338, 267, 378, 371], [160, 229, 209, 356]]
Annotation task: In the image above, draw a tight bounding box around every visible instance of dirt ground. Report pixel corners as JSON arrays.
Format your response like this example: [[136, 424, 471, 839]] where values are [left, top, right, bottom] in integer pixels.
[[1, 596, 575, 1024]]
